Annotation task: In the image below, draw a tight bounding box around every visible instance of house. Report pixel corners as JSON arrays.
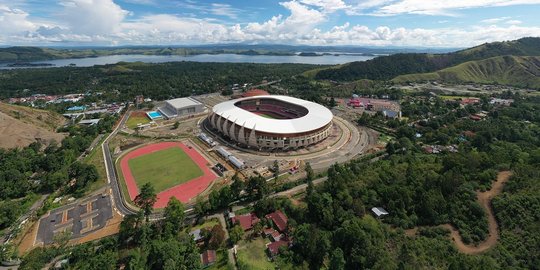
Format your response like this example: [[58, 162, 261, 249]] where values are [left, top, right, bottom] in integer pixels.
[[189, 229, 204, 243], [267, 240, 289, 257], [265, 210, 288, 233], [382, 110, 402, 119], [469, 115, 482, 121], [231, 212, 260, 231], [371, 207, 389, 218], [200, 250, 217, 267], [263, 228, 282, 242], [460, 98, 480, 106]]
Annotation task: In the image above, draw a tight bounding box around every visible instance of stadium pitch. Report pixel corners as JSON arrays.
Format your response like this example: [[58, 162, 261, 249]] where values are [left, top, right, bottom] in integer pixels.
[[119, 141, 217, 208], [128, 146, 203, 192]]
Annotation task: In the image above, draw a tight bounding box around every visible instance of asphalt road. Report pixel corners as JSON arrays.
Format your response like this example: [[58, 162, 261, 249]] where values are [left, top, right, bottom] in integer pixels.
[[102, 108, 141, 217]]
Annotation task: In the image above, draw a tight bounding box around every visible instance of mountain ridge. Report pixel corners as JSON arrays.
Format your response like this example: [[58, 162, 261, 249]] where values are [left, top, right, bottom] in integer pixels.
[[393, 55, 540, 89], [313, 37, 540, 85]]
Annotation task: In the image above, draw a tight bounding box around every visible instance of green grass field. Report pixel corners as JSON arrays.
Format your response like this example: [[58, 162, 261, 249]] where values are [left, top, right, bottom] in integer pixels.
[[258, 113, 277, 119], [236, 238, 275, 270], [128, 147, 203, 193], [126, 113, 151, 129]]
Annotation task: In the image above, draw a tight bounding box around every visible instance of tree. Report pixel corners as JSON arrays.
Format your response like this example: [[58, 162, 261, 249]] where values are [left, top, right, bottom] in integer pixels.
[[305, 162, 314, 181], [252, 222, 263, 238], [329, 248, 345, 270], [329, 97, 337, 108], [134, 183, 157, 222], [306, 162, 315, 195], [272, 160, 280, 180], [163, 197, 185, 236], [230, 173, 245, 199], [172, 121, 180, 129], [194, 196, 210, 217], [246, 175, 269, 199], [53, 230, 72, 251], [208, 224, 225, 249], [230, 225, 244, 244], [119, 211, 144, 246]]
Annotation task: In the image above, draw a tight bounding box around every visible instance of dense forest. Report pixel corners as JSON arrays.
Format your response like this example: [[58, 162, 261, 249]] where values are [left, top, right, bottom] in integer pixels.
[[265, 93, 540, 269], [315, 37, 540, 81], [0, 62, 319, 100]]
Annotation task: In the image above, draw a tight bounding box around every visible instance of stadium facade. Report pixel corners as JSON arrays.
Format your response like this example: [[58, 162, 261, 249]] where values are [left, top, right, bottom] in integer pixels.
[[208, 95, 333, 150]]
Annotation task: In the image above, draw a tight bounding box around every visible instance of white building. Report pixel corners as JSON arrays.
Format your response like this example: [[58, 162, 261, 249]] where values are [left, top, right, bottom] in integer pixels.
[[158, 97, 204, 119]]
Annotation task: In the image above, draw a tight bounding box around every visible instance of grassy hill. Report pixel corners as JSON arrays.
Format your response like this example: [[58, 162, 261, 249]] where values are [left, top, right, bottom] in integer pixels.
[[0, 102, 66, 149], [314, 37, 540, 82], [393, 56, 540, 89]]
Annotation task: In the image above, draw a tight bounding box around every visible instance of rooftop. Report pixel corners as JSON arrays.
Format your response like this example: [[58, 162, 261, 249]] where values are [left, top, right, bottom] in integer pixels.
[[232, 212, 260, 231], [267, 240, 289, 256], [201, 250, 216, 266], [213, 95, 333, 134], [189, 229, 203, 242], [241, 89, 269, 97], [265, 210, 288, 233], [166, 97, 202, 109], [371, 207, 389, 217]]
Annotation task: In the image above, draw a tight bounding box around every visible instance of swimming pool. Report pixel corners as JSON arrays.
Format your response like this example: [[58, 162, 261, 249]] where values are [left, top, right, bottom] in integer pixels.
[[146, 111, 163, 120]]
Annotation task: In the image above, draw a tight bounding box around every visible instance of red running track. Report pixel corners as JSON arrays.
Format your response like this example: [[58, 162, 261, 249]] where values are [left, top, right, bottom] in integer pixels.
[[119, 141, 217, 208]]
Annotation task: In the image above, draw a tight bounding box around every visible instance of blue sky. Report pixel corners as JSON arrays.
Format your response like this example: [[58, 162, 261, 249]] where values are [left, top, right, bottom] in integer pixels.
[[1, 0, 539, 47]]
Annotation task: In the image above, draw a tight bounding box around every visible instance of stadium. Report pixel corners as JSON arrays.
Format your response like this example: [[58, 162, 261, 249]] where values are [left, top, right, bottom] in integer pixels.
[[208, 95, 333, 150]]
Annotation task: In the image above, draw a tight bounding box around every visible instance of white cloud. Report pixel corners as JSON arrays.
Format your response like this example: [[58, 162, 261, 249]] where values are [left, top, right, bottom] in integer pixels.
[[506, 19, 522, 24], [210, 3, 240, 19], [60, 0, 128, 35], [352, 0, 540, 16], [299, 0, 348, 12], [481, 17, 512, 24], [0, 0, 539, 47], [0, 5, 38, 34]]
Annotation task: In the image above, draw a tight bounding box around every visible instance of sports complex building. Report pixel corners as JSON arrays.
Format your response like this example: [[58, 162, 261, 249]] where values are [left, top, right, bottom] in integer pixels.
[[158, 97, 204, 119], [208, 95, 333, 150]]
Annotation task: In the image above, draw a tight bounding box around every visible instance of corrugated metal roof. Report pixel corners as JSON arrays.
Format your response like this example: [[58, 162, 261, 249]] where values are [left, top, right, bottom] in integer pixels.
[[166, 97, 201, 109]]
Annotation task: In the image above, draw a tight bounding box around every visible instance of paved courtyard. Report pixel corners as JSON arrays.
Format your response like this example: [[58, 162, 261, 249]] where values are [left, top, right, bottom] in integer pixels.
[[36, 194, 113, 245]]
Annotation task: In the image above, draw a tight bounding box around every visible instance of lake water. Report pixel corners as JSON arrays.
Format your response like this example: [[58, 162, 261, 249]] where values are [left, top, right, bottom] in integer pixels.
[[0, 53, 376, 69]]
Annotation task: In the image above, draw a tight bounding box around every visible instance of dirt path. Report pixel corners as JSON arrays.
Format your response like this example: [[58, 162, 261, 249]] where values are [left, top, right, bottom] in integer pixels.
[[405, 171, 512, 254]]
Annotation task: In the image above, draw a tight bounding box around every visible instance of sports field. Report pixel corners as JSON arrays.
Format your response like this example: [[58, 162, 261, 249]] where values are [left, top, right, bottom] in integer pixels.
[[119, 142, 218, 208], [126, 111, 151, 129], [127, 147, 203, 192]]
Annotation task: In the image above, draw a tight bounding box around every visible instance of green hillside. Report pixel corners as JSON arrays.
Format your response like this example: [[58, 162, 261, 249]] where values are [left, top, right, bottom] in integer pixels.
[[393, 55, 540, 89], [314, 37, 540, 82]]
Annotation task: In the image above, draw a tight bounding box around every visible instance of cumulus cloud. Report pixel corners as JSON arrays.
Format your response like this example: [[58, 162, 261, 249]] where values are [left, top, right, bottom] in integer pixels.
[[60, 0, 128, 35], [0, 0, 539, 47], [0, 5, 37, 34], [352, 0, 540, 16]]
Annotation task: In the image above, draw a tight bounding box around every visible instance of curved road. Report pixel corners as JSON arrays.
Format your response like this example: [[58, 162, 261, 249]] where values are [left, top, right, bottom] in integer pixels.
[[102, 109, 140, 217]]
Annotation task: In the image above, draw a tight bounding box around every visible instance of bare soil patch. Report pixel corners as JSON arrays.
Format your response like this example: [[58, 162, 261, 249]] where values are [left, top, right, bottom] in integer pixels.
[[0, 111, 65, 149]]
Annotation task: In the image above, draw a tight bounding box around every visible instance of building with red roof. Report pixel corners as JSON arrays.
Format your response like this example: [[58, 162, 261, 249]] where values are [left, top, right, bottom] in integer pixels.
[[267, 240, 289, 257], [265, 210, 288, 233], [232, 212, 260, 231], [241, 89, 269, 98], [201, 250, 217, 267], [460, 98, 480, 106]]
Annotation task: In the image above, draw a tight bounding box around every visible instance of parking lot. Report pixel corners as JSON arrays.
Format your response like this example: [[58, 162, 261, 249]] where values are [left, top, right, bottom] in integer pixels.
[[35, 194, 113, 245]]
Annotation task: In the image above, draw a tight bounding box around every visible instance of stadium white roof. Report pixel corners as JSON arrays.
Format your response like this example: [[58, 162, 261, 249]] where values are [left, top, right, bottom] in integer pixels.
[[212, 95, 333, 134], [166, 97, 201, 109]]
